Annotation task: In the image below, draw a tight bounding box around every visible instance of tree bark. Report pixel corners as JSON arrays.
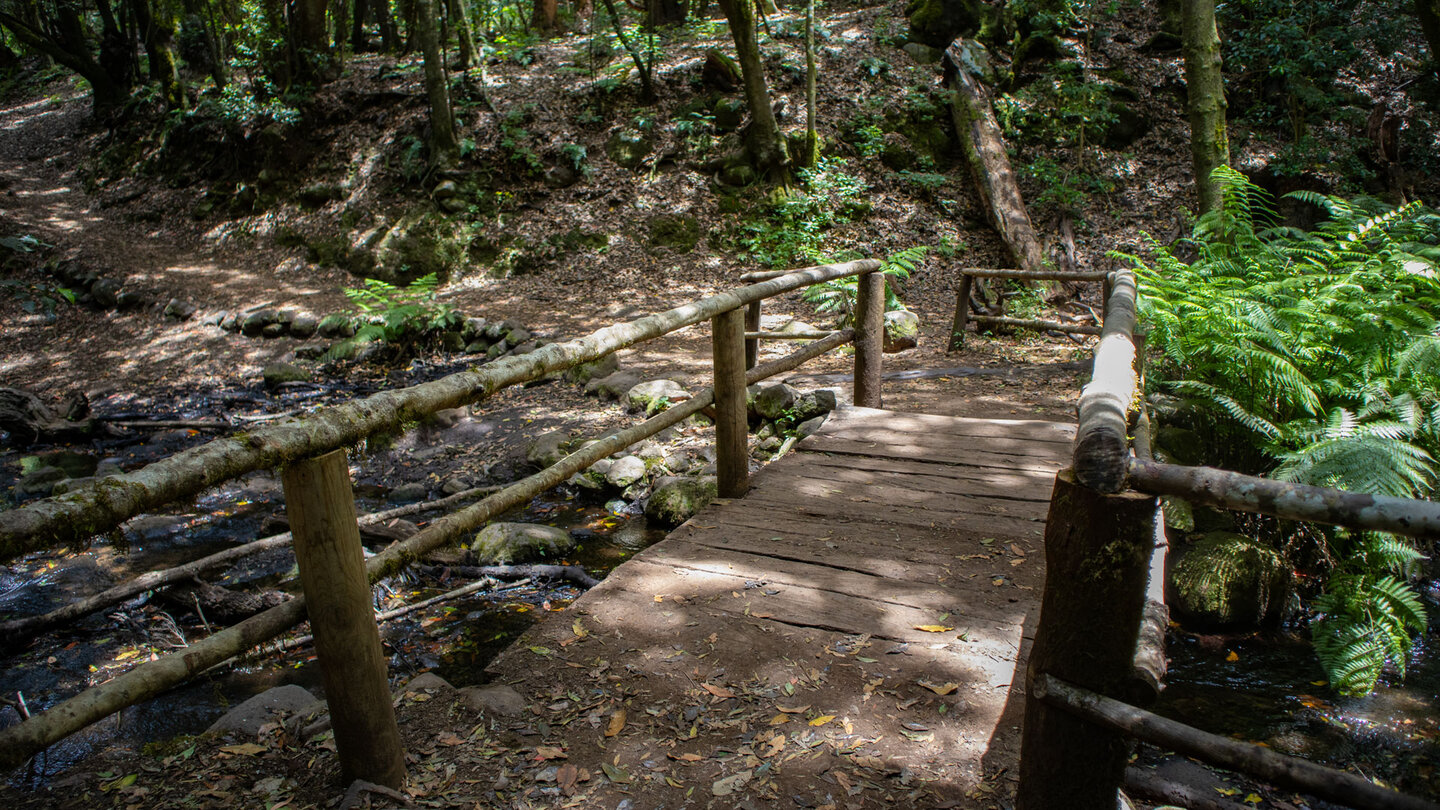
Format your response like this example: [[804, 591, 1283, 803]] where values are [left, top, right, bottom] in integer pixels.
[[646, 0, 685, 27], [1073, 270, 1139, 493], [716, 0, 791, 184], [446, 0, 475, 67], [415, 0, 458, 164], [0, 10, 128, 115], [799, 0, 817, 168], [532, 0, 558, 29], [1419, 0, 1440, 75], [129, 0, 185, 109], [1181, 0, 1229, 215], [293, 0, 334, 81]]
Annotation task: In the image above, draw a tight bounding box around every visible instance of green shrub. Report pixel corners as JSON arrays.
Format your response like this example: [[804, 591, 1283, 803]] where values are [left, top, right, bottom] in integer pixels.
[[803, 246, 928, 325], [327, 274, 459, 360], [734, 158, 870, 269]]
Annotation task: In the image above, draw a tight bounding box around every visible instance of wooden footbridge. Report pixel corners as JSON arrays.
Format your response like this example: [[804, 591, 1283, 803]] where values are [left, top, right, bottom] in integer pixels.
[[3, 261, 1438, 809]]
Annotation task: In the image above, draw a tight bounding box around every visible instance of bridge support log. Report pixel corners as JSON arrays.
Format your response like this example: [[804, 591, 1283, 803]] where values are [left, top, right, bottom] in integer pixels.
[[744, 302, 761, 369], [853, 270, 884, 408], [282, 450, 406, 789], [1017, 468, 1158, 810], [713, 308, 750, 497]]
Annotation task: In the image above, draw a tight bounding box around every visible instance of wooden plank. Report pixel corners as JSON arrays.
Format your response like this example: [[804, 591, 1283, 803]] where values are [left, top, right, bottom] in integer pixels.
[[735, 489, 1045, 537], [797, 436, 1066, 475], [741, 468, 1051, 522], [800, 427, 1070, 466], [696, 498, 1044, 548], [820, 406, 1076, 444], [792, 453, 1058, 499]]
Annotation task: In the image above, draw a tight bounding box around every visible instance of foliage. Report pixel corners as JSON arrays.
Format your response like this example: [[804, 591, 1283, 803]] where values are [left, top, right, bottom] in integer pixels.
[[329, 274, 459, 359], [1119, 168, 1440, 694], [0, 234, 71, 319], [1312, 535, 1428, 695], [735, 158, 870, 269], [995, 61, 1117, 150], [1019, 155, 1116, 216], [206, 79, 301, 127], [802, 246, 928, 325]]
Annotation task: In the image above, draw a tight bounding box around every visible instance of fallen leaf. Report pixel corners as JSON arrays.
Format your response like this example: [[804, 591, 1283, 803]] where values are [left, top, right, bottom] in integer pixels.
[[712, 770, 753, 796], [529, 645, 554, 657], [219, 743, 266, 756], [668, 752, 703, 762], [1010, 543, 1025, 556], [1010, 557, 1025, 567], [914, 625, 954, 633], [700, 682, 735, 699], [605, 709, 627, 737], [557, 763, 579, 795], [809, 714, 836, 726], [601, 762, 632, 784], [535, 746, 567, 760], [1226, 651, 1240, 662], [435, 731, 465, 746], [1243, 793, 1262, 805], [776, 704, 811, 713], [761, 734, 785, 758], [769, 714, 792, 725], [918, 680, 960, 696]]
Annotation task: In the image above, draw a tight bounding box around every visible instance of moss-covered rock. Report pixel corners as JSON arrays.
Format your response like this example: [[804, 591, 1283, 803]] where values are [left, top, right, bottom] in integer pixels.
[[645, 476, 719, 528], [626, 379, 690, 415], [883, 310, 921, 352], [701, 48, 741, 91], [470, 522, 575, 564], [606, 129, 652, 170], [905, 0, 1004, 48], [370, 213, 469, 284], [526, 430, 577, 470], [262, 362, 312, 389], [648, 215, 702, 253], [565, 354, 620, 385], [1169, 532, 1291, 628]]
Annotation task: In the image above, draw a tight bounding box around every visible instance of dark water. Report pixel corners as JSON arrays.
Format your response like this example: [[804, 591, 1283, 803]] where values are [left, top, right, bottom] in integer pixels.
[[1, 480, 664, 789], [1157, 629, 1440, 799]]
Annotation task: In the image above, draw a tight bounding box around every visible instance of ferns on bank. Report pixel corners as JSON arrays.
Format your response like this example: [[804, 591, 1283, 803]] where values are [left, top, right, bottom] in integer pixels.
[[1120, 168, 1439, 694]]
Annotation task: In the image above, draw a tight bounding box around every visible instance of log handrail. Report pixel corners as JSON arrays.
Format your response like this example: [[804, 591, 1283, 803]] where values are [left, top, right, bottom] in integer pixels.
[[1072, 269, 1139, 492], [0, 259, 880, 563]]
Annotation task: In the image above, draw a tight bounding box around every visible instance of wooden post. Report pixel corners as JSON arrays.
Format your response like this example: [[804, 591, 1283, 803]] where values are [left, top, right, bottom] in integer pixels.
[[853, 270, 884, 408], [713, 308, 750, 497], [1016, 468, 1158, 810], [282, 451, 406, 789], [949, 273, 973, 352], [744, 302, 761, 369]]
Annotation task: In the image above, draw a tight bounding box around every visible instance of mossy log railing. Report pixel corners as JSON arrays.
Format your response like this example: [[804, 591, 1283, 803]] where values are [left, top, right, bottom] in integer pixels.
[[0, 261, 882, 777], [1016, 269, 1440, 810]]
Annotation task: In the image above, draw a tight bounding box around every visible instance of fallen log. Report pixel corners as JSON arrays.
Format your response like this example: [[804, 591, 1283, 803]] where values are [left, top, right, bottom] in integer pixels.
[[1123, 767, 1250, 810], [157, 580, 289, 624], [0, 388, 97, 447]]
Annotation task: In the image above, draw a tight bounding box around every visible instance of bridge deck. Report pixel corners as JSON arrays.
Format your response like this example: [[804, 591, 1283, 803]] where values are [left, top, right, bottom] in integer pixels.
[[486, 405, 1074, 806]]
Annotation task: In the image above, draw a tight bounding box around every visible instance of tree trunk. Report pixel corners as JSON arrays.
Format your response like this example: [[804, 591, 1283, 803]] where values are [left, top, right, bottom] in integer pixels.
[[716, 0, 791, 184], [0, 5, 129, 114], [293, 0, 335, 81], [1417, 0, 1440, 77], [598, 0, 656, 101], [130, 0, 185, 109], [415, 0, 459, 165], [798, 0, 817, 168], [532, 0, 558, 30], [446, 0, 475, 67], [1181, 0, 1229, 215], [646, 0, 685, 26], [333, 0, 352, 56], [378, 0, 400, 51]]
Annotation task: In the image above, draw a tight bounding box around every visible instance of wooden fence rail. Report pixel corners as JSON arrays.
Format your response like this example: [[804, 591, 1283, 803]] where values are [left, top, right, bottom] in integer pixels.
[[0, 266, 879, 778]]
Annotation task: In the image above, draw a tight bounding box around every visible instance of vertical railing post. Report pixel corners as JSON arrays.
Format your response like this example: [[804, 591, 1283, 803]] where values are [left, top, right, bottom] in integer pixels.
[[948, 273, 973, 352], [853, 269, 884, 408], [713, 307, 750, 497], [744, 301, 761, 370], [282, 450, 406, 789], [1016, 469, 1158, 810]]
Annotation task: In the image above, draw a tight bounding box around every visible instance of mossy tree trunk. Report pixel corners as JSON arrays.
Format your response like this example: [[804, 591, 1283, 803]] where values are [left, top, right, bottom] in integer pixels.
[[1181, 0, 1229, 215], [1418, 0, 1440, 76], [415, 0, 459, 165], [0, 4, 131, 116], [130, 0, 185, 110], [717, 0, 792, 184], [293, 0, 335, 82], [447, 0, 476, 68], [799, 0, 818, 168]]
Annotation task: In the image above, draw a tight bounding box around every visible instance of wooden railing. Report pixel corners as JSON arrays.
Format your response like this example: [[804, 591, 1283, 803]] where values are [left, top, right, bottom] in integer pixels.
[[0, 259, 886, 783], [1016, 269, 1440, 810], [948, 266, 1110, 350]]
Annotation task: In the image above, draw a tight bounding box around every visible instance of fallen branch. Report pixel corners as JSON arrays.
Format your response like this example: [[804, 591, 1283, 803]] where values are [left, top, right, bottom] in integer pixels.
[[421, 562, 600, 588], [106, 420, 230, 431], [1123, 767, 1250, 810], [0, 483, 504, 645], [273, 577, 520, 654]]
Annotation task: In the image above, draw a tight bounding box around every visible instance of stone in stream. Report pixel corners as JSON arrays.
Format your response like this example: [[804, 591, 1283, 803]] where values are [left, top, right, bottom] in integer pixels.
[[526, 429, 576, 470], [389, 482, 429, 503], [644, 476, 718, 528], [207, 684, 318, 736], [470, 522, 575, 564], [604, 455, 648, 489], [626, 379, 690, 416], [13, 465, 69, 498]]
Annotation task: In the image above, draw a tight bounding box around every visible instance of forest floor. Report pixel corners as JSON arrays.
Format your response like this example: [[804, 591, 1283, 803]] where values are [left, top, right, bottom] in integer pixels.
[[3, 0, 1435, 805]]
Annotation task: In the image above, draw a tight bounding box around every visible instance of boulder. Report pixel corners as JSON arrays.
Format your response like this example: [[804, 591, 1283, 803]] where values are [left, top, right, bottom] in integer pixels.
[[605, 455, 648, 489], [902, 42, 942, 63], [626, 379, 690, 416], [470, 522, 575, 564], [207, 684, 317, 736], [753, 383, 799, 421], [645, 477, 718, 528], [316, 313, 356, 338], [459, 684, 526, 716], [389, 482, 429, 503], [1169, 532, 1291, 628], [241, 310, 278, 337], [526, 429, 576, 470], [163, 298, 198, 320], [605, 129, 652, 170], [883, 310, 920, 353], [587, 370, 643, 401], [262, 362, 311, 389], [796, 415, 827, 439], [289, 312, 320, 339], [403, 672, 455, 694], [565, 354, 620, 386], [701, 48, 741, 91], [906, 0, 1004, 48], [713, 98, 746, 133], [90, 278, 122, 308], [14, 465, 69, 498]]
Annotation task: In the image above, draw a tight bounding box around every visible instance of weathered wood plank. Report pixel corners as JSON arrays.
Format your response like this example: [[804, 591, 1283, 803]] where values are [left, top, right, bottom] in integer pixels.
[[792, 454, 1057, 500], [820, 406, 1076, 444], [802, 427, 1071, 464], [797, 437, 1066, 475], [739, 469, 1051, 521]]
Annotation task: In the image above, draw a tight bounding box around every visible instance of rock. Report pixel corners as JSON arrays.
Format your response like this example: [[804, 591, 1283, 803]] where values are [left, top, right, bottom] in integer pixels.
[[544, 163, 579, 189], [587, 370, 643, 400], [470, 522, 575, 564], [461, 317, 489, 341], [432, 180, 461, 200], [403, 672, 455, 693], [297, 183, 344, 208], [647, 215, 702, 253], [565, 354, 620, 386], [526, 429, 576, 470], [880, 132, 917, 171], [116, 290, 147, 308], [506, 326, 532, 345], [441, 331, 466, 352], [13, 465, 69, 499], [902, 42, 942, 62], [207, 684, 317, 736], [712, 98, 746, 133], [718, 160, 757, 187], [163, 298, 197, 320], [605, 129, 651, 170], [605, 455, 648, 489], [949, 37, 996, 83], [1155, 426, 1206, 466], [90, 278, 122, 308], [796, 415, 827, 439], [701, 48, 741, 91], [1169, 531, 1291, 628], [883, 310, 920, 353], [275, 257, 307, 274], [241, 310, 278, 337], [753, 383, 799, 421], [485, 342, 506, 360], [459, 684, 526, 716], [626, 379, 690, 415], [288, 312, 320, 339], [906, 0, 1003, 48], [262, 362, 311, 389], [261, 322, 288, 338], [389, 482, 429, 503], [1098, 103, 1150, 150], [645, 477, 718, 528], [316, 313, 356, 338], [440, 476, 473, 495], [465, 340, 490, 354]]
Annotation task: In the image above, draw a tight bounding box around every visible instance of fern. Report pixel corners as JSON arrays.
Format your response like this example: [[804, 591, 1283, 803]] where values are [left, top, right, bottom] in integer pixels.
[[803, 246, 927, 325], [327, 273, 457, 361]]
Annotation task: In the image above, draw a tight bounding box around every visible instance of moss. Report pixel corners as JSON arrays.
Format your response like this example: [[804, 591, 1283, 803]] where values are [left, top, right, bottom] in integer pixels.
[[647, 215, 702, 253]]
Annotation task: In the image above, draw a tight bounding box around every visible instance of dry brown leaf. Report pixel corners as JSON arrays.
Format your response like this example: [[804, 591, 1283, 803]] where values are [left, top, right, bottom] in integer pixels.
[[918, 680, 960, 696], [700, 682, 735, 699], [605, 709, 627, 737], [776, 704, 810, 713], [556, 763, 579, 795]]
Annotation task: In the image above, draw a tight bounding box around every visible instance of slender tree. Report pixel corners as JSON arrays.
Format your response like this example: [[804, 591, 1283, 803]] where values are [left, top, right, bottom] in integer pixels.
[[599, 0, 656, 101], [415, 0, 458, 165], [1181, 0, 1229, 214], [716, 0, 791, 184], [1418, 0, 1440, 76], [446, 0, 475, 67], [799, 0, 817, 168]]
